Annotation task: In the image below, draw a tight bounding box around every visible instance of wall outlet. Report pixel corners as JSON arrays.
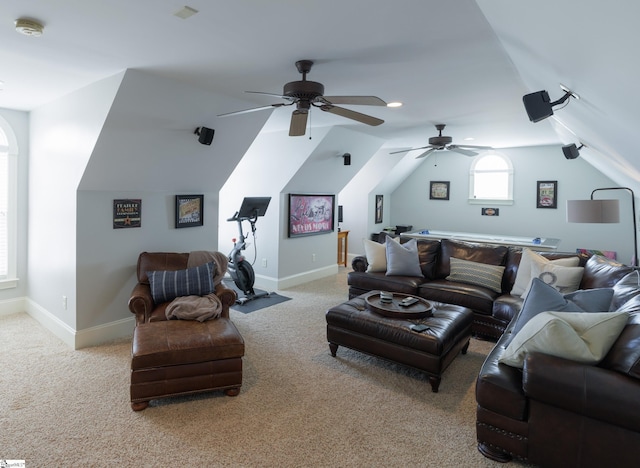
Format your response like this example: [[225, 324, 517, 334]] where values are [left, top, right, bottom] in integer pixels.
[[62, 295, 67, 310], [312, 253, 316, 262], [261, 258, 267, 268]]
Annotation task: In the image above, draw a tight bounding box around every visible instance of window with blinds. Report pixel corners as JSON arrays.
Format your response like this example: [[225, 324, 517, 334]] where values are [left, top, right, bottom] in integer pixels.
[[0, 128, 9, 279]]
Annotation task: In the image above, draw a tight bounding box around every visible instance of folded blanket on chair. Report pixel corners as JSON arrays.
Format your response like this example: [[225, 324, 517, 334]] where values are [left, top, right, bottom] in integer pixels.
[[188, 250, 228, 285], [165, 293, 223, 322]]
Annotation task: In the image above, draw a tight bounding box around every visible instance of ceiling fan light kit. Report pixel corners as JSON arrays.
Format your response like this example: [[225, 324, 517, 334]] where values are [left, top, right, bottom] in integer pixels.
[[219, 60, 387, 137]]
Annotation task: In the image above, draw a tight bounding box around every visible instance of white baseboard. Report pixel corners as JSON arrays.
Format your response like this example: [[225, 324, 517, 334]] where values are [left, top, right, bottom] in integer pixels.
[[22, 298, 134, 349], [75, 316, 135, 349], [0, 296, 27, 316], [25, 298, 76, 348], [274, 264, 339, 290]]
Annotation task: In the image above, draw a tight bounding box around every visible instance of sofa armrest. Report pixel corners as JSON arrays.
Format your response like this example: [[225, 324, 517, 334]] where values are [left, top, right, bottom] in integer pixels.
[[351, 255, 368, 272], [523, 352, 640, 432], [215, 283, 237, 319], [128, 283, 153, 325]]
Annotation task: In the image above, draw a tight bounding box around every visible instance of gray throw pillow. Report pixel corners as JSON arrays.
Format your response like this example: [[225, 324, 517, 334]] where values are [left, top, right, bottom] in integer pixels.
[[509, 278, 614, 338], [385, 237, 423, 277]]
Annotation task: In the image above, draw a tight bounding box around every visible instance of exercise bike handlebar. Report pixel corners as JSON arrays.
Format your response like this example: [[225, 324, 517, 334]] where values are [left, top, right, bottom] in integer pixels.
[[227, 211, 259, 224]]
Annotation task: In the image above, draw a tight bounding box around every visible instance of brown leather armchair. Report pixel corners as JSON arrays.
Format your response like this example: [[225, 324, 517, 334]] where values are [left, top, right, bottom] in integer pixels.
[[127, 251, 244, 410], [128, 251, 237, 324]]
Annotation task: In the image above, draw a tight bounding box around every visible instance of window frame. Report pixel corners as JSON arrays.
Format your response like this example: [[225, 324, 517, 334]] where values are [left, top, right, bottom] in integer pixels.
[[0, 115, 18, 289], [468, 152, 514, 205]]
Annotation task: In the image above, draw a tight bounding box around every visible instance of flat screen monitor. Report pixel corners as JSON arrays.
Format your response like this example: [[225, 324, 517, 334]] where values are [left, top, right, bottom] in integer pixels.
[[238, 197, 271, 219]]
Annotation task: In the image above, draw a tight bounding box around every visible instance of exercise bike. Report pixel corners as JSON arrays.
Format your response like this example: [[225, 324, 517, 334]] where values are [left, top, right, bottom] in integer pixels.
[[227, 197, 271, 305]]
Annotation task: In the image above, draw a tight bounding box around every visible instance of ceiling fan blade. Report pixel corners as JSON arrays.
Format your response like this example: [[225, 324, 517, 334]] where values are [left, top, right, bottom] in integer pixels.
[[246, 91, 295, 101], [320, 105, 384, 126], [416, 148, 437, 159], [447, 146, 478, 157], [321, 96, 387, 106], [453, 144, 494, 150], [389, 145, 430, 155], [289, 110, 308, 136], [218, 102, 289, 117]]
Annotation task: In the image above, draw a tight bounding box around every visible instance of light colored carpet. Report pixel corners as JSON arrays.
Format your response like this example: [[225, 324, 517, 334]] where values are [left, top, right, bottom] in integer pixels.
[[0, 269, 528, 467]]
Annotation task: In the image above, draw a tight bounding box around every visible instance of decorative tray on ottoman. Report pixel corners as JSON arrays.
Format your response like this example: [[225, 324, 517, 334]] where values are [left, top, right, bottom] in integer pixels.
[[364, 292, 433, 319]]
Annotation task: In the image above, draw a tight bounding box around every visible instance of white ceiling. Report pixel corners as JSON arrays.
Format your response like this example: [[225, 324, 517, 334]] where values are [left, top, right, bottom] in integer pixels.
[[2, 0, 639, 185]]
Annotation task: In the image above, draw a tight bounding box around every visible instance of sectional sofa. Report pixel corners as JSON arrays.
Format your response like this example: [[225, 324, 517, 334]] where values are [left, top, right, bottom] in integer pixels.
[[347, 232, 640, 465], [347, 232, 620, 340]]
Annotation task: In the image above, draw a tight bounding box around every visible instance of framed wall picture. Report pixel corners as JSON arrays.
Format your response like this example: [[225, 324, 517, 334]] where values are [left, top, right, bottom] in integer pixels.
[[175, 194, 204, 228], [113, 199, 141, 229], [375, 194, 383, 224], [288, 194, 335, 237], [430, 181, 450, 200], [536, 181, 557, 208]]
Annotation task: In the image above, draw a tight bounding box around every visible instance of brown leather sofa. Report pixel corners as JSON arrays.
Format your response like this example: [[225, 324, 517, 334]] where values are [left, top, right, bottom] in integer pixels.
[[475, 260, 640, 466], [348, 233, 599, 340], [128, 251, 244, 410]]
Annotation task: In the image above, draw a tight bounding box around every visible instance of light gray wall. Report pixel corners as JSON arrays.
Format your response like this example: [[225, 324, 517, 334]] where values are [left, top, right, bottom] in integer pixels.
[[28, 69, 271, 338], [219, 125, 384, 288], [28, 72, 124, 330], [388, 145, 632, 263]]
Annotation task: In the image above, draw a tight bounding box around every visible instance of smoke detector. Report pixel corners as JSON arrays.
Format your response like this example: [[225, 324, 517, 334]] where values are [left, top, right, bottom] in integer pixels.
[[15, 18, 44, 37]]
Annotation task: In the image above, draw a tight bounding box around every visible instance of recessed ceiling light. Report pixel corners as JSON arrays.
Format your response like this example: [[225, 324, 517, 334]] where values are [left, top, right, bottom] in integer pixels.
[[174, 6, 199, 19], [464, 137, 475, 141], [15, 18, 44, 37], [387, 102, 403, 108]]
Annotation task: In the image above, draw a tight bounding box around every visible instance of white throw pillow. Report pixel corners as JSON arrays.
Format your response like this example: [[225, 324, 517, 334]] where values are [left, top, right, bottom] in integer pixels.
[[521, 260, 584, 298], [511, 248, 580, 296], [363, 237, 399, 272], [499, 310, 628, 368]]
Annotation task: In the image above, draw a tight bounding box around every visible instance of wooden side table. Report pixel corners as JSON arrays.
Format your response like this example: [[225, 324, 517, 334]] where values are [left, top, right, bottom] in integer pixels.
[[337, 230, 349, 267]]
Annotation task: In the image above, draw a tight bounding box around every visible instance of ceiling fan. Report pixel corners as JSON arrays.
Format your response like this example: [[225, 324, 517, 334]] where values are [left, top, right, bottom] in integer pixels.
[[218, 60, 387, 136], [390, 124, 493, 158]]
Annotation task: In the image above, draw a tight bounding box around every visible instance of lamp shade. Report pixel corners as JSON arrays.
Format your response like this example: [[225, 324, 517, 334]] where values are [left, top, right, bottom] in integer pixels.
[[566, 199, 620, 223]]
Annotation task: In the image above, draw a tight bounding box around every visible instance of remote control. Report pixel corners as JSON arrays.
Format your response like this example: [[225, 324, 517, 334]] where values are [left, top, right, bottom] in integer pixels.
[[400, 297, 419, 307]]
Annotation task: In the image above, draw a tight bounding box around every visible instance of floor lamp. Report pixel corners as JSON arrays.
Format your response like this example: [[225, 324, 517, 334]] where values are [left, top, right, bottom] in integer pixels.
[[566, 187, 638, 266]]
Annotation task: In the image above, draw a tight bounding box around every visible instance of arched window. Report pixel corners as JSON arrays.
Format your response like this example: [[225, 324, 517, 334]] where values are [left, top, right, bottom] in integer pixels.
[[469, 152, 513, 204], [0, 116, 18, 288]]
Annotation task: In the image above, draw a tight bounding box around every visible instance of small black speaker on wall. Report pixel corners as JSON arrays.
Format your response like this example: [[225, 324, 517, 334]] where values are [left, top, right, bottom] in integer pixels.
[[338, 205, 343, 223], [195, 127, 215, 145], [522, 91, 553, 123], [562, 143, 583, 160], [343, 153, 351, 165]]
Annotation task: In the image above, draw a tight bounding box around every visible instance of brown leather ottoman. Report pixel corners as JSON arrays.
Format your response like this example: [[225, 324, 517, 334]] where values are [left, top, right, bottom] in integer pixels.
[[130, 319, 244, 410], [326, 293, 473, 392]]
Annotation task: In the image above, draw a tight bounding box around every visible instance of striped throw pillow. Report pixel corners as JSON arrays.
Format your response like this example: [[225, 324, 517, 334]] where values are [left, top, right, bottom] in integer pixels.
[[147, 261, 215, 304], [446, 257, 505, 293]]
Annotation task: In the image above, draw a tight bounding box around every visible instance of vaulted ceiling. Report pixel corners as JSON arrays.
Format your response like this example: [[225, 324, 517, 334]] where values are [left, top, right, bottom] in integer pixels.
[[2, 0, 638, 189]]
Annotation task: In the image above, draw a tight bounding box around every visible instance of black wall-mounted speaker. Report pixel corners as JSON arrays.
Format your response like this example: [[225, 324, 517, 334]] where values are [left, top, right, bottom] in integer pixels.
[[562, 143, 580, 160], [196, 127, 215, 145], [338, 205, 343, 223], [523, 90, 553, 123], [343, 153, 351, 165]]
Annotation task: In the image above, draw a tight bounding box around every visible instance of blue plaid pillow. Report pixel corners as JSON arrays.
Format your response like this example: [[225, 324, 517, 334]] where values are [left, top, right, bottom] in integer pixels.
[[147, 261, 215, 304]]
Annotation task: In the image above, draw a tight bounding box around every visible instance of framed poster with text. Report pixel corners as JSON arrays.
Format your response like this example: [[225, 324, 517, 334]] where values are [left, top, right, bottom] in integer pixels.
[[536, 181, 557, 208], [288, 194, 335, 237], [175, 194, 204, 228], [113, 199, 141, 229]]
